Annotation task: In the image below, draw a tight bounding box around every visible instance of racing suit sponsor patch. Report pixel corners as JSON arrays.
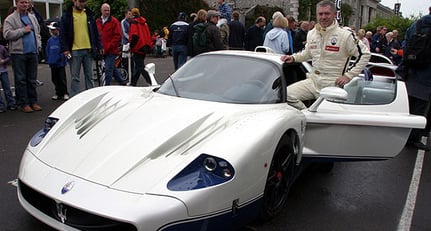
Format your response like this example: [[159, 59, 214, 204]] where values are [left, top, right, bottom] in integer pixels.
[[325, 45, 339, 52]]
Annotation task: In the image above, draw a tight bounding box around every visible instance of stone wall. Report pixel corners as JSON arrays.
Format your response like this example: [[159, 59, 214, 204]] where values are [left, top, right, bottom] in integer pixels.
[[204, 0, 299, 19]]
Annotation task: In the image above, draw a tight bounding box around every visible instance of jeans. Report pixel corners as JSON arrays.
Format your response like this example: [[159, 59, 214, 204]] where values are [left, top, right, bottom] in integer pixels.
[[70, 49, 94, 96], [0, 71, 16, 109], [104, 54, 125, 85], [171, 45, 188, 70], [11, 54, 38, 106]]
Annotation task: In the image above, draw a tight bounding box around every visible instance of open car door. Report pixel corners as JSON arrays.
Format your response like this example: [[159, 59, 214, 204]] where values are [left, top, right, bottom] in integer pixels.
[[301, 65, 426, 160]]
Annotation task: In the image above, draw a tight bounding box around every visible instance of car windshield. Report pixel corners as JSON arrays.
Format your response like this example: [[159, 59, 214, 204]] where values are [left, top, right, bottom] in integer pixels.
[[157, 54, 282, 104]]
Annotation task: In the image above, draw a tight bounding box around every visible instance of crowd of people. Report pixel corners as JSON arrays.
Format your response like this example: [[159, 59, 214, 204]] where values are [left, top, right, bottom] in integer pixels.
[[1, 0, 431, 154]]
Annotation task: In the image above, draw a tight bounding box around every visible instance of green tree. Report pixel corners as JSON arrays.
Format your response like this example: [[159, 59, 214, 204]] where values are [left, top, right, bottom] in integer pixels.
[[363, 15, 416, 41]]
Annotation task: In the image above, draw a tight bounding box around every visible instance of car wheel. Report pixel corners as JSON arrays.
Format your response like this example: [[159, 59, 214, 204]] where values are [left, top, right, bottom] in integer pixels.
[[259, 132, 298, 221], [118, 68, 128, 81]]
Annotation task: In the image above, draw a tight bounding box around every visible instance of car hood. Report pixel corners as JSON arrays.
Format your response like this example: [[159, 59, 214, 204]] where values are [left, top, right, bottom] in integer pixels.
[[31, 87, 276, 193]]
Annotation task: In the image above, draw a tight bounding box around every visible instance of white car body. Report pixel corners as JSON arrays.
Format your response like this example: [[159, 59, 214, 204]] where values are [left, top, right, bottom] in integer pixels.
[[17, 50, 425, 231]]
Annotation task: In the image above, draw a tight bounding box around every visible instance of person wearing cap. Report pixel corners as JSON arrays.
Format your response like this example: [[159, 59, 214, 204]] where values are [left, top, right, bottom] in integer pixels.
[[96, 3, 125, 86], [46, 22, 69, 100], [3, 0, 42, 113], [129, 7, 152, 86], [59, 0, 102, 97], [206, 10, 224, 52], [167, 12, 189, 70], [216, 0, 232, 22]]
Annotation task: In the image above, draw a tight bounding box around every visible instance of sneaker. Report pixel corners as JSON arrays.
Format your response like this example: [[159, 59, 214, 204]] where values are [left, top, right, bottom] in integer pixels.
[[0, 108, 5, 113], [63, 94, 69, 100], [21, 105, 34, 113], [7, 105, 17, 111], [31, 104, 42, 111], [51, 95, 60, 100]]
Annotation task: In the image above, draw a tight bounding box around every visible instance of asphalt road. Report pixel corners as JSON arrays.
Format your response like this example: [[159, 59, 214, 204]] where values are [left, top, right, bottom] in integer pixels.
[[1, 56, 430, 231]]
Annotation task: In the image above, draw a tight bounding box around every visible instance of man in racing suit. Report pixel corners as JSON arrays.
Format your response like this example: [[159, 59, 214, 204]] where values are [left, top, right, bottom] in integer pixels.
[[281, 0, 370, 110]]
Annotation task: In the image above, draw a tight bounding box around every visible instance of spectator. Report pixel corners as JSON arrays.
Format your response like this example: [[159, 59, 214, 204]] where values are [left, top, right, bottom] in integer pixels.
[[0, 43, 17, 112], [228, 11, 245, 50], [167, 12, 189, 70], [293, 20, 309, 52], [188, 9, 207, 57], [286, 16, 296, 54], [28, 0, 49, 63], [96, 3, 125, 86], [263, 11, 284, 40], [216, 0, 232, 22], [3, 0, 42, 113], [371, 26, 385, 53], [46, 22, 69, 100], [365, 30, 373, 45], [129, 7, 152, 86], [263, 16, 290, 54], [383, 31, 401, 65], [280, 0, 370, 110], [357, 28, 370, 50], [217, 14, 230, 50], [206, 10, 224, 52], [244, 16, 266, 51], [121, 8, 132, 46], [60, 0, 102, 96], [404, 7, 431, 150]]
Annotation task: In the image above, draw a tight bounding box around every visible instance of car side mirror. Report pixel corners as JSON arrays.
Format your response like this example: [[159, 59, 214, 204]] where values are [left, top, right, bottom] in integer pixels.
[[308, 87, 348, 112]]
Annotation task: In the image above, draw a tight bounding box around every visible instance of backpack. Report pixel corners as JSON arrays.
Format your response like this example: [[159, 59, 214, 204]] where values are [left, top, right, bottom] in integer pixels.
[[192, 23, 208, 55], [403, 19, 431, 68]]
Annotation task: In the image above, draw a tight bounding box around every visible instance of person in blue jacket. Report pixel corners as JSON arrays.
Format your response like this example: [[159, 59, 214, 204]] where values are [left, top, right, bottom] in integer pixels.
[[46, 22, 69, 100]]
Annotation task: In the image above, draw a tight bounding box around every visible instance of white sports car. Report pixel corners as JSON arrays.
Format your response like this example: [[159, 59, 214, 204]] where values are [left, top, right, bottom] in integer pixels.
[[17, 50, 425, 231]]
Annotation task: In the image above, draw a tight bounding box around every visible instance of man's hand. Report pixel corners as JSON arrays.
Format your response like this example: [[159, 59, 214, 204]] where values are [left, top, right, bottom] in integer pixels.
[[23, 25, 31, 34], [280, 55, 294, 63], [335, 76, 350, 87]]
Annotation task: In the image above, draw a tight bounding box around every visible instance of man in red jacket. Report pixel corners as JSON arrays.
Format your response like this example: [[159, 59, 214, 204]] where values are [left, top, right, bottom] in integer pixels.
[[129, 8, 152, 86], [96, 3, 125, 85]]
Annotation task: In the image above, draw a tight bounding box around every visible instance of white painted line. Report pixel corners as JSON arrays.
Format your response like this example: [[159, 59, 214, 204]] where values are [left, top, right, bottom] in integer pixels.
[[397, 137, 426, 231]]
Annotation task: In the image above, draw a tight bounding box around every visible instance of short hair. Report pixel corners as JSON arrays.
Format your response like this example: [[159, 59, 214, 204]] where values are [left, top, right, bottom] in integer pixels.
[[255, 16, 266, 24], [316, 0, 336, 12], [196, 9, 207, 22], [272, 16, 288, 28], [232, 11, 240, 20]]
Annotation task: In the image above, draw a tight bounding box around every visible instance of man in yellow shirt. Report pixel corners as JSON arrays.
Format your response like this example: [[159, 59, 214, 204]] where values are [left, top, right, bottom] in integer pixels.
[[60, 0, 103, 96]]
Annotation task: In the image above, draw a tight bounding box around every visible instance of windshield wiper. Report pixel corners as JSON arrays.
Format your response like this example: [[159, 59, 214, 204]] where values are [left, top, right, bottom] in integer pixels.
[[168, 75, 180, 97]]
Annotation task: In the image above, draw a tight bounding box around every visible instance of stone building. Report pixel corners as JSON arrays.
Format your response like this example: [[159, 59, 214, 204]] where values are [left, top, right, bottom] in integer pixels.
[[0, 0, 63, 23], [204, 0, 395, 29]]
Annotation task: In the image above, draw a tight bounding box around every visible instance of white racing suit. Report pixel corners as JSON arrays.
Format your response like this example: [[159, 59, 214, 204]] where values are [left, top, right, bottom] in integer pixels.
[[287, 20, 370, 109]]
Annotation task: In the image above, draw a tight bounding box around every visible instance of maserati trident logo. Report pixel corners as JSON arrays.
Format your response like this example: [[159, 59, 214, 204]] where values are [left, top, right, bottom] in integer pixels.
[[61, 181, 75, 194], [56, 202, 68, 223]]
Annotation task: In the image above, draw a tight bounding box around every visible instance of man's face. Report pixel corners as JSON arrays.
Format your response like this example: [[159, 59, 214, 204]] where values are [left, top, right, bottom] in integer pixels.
[[101, 5, 110, 18], [317, 5, 336, 28], [16, 0, 29, 13], [125, 11, 132, 19], [73, 0, 86, 11]]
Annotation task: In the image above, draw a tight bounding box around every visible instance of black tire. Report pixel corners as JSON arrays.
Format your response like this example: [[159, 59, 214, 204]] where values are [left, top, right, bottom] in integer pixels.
[[259, 132, 298, 221], [117, 68, 128, 81]]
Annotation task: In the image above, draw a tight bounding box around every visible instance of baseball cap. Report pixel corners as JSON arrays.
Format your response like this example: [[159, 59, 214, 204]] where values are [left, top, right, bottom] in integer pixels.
[[47, 22, 59, 30]]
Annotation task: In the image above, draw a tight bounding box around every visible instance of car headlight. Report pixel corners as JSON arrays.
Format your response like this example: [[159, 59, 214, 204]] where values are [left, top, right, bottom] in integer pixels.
[[30, 117, 59, 147], [167, 154, 235, 191]]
